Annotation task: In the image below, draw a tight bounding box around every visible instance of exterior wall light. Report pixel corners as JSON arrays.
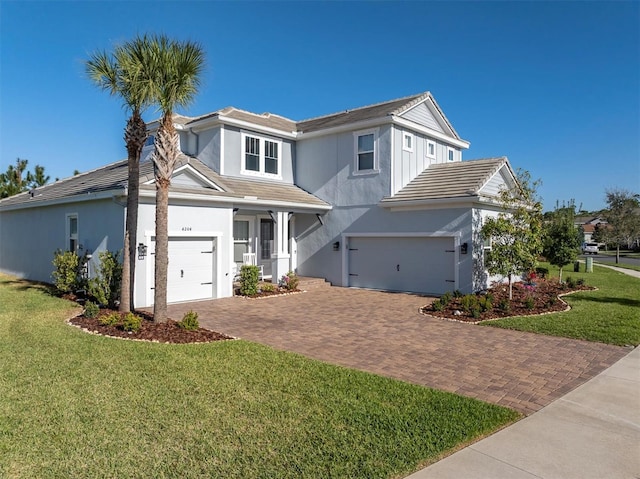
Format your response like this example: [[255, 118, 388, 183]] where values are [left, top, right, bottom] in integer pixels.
[[460, 242, 468, 254]]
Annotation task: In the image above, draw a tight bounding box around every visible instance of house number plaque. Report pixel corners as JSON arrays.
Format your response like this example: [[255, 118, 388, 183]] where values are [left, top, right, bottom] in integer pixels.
[[181, 227, 192, 232]]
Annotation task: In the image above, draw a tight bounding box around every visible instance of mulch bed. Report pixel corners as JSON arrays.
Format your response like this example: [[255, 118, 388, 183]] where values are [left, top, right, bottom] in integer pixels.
[[69, 310, 233, 344], [423, 278, 594, 323]]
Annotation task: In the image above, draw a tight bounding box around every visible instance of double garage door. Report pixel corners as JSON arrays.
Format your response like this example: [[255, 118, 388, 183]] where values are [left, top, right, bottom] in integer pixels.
[[347, 236, 455, 295], [150, 237, 216, 304]]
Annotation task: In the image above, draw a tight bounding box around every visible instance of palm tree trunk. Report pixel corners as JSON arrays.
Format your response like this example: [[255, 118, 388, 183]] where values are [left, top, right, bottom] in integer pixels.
[[153, 179, 170, 322]]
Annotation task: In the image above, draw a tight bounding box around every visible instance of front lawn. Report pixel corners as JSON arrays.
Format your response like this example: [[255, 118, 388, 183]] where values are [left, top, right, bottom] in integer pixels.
[[483, 263, 640, 346], [0, 274, 519, 479]]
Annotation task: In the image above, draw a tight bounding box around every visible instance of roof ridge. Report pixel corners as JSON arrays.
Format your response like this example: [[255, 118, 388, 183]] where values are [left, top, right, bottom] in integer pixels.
[[296, 91, 427, 124], [221, 106, 295, 122]]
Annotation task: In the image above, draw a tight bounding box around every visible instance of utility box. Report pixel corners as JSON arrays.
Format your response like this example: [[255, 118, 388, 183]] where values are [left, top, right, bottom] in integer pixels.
[[586, 256, 593, 273]]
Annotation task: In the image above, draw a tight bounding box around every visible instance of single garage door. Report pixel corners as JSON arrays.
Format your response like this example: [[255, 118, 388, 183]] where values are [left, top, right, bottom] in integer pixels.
[[347, 236, 455, 295], [150, 237, 216, 303]]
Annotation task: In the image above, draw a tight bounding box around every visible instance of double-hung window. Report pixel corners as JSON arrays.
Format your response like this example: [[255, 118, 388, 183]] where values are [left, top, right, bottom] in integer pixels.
[[447, 147, 455, 162], [242, 132, 281, 178], [426, 140, 436, 159], [67, 214, 78, 252], [354, 129, 378, 174]]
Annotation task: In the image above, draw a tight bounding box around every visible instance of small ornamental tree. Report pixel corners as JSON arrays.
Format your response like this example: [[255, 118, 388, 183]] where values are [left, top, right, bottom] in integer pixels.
[[481, 169, 544, 299], [543, 200, 582, 282]]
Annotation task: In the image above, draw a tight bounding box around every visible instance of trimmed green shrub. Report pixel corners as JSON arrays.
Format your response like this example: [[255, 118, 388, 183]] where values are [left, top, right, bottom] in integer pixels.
[[52, 250, 80, 293], [497, 298, 511, 312], [566, 276, 576, 288], [178, 310, 199, 331], [84, 301, 100, 318], [239, 265, 260, 296], [452, 289, 463, 298], [440, 292, 452, 306], [260, 282, 277, 292], [460, 294, 479, 314], [122, 312, 142, 332], [471, 307, 482, 319], [99, 312, 120, 327], [432, 300, 445, 312], [478, 296, 493, 312], [88, 250, 122, 308], [524, 296, 535, 310]]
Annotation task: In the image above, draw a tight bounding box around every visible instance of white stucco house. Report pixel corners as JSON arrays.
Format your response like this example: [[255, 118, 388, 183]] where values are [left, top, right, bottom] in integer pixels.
[[0, 91, 519, 307]]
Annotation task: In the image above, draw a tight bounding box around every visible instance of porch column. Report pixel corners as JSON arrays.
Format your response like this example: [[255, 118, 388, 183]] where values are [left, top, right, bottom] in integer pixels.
[[271, 211, 290, 282]]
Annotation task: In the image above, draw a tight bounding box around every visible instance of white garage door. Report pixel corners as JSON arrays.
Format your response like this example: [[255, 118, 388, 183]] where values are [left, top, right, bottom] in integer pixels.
[[347, 236, 455, 295], [150, 237, 216, 303]]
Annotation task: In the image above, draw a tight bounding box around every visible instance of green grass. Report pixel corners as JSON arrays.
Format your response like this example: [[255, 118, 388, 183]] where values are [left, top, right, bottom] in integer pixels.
[[595, 261, 640, 272], [484, 263, 640, 346], [0, 275, 519, 479]]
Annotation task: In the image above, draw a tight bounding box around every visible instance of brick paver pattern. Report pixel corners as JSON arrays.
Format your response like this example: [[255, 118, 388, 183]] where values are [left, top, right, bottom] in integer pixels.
[[165, 286, 629, 415]]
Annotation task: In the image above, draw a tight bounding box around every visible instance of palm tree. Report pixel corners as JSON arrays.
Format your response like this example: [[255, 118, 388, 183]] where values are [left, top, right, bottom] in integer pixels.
[[86, 36, 156, 313], [148, 36, 205, 322]]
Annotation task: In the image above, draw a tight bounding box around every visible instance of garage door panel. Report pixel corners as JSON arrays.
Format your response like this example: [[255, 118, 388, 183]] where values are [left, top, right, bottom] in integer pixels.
[[151, 237, 216, 304], [348, 237, 454, 295]]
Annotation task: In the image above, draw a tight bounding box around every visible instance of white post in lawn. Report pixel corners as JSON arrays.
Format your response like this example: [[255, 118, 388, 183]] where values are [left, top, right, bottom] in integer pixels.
[[271, 211, 290, 284]]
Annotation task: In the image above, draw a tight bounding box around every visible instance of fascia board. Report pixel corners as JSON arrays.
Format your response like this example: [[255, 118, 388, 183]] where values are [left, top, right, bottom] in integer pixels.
[[0, 189, 125, 212], [138, 188, 332, 212], [392, 116, 470, 149], [379, 195, 505, 211], [296, 116, 391, 139]]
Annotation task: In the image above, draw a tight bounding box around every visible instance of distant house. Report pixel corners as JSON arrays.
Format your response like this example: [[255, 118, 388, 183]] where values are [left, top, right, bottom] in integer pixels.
[[574, 216, 607, 243], [0, 91, 521, 307]]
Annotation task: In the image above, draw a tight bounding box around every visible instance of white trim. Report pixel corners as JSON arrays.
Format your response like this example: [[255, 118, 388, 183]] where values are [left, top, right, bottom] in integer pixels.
[[402, 131, 414, 153], [379, 195, 503, 211], [220, 125, 225, 176], [353, 128, 380, 175], [0, 189, 123, 212], [390, 124, 395, 196], [426, 139, 436, 159], [341, 232, 461, 290], [392, 116, 470, 149], [240, 131, 283, 180], [187, 115, 297, 139]]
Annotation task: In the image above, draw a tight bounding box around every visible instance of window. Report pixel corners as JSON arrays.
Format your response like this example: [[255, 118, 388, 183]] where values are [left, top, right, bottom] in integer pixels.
[[241, 133, 281, 177], [233, 220, 250, 264], [447, 147, 455, 162], [426, 140, 436, 159], [260, 219, 274, 260], [354, 129, 378, 173], [144, 135, 155, 147], [403, 132, 413, 152], [67, 214, 78, 252]]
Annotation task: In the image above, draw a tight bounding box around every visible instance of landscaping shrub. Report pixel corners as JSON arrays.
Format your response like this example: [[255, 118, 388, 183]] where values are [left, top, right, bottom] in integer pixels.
[[497, 298, 511, 312], [566, 276, 576, 288], [260, 282, 277, 292], [460, 294, 479, 314], [122, 312, 142, 332], [99, 312, 120, 327], [239, 265, 260, 296], [84, 301, 100, 318], [278, 271, 299, 291], [524, 296, 535, 310], [478, 295, 493, 312], [178, 310, 199, 331], [535, 267, 549, 279], [576, 278, 585, 286], [432, 300, 445, 312], [51, 250, 80, 293], [471, 307, 481, 319], [452, 289, 463, 298], [440, 292, 452, 306], [88, 250, 122, 308]]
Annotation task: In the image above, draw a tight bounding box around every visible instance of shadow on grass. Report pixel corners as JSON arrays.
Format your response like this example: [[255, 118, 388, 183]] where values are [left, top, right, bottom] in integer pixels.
[[1, 278, 59, 296], [571, 295, 640, 308]]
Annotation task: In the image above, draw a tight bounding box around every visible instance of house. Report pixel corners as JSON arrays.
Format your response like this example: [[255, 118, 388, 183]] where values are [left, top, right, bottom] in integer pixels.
[[0, 91, 520, 307], [574, 215, 607, 244]]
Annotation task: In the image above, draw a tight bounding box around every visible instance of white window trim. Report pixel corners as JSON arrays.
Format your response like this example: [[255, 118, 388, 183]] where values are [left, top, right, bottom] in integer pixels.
[[353, 128, 380, 175], [447, 147, 455, 162], [402, 131, 414, 153], [240, 131, 283, 179], [66, 213, 78, 253], [426, 139, 436, 159]]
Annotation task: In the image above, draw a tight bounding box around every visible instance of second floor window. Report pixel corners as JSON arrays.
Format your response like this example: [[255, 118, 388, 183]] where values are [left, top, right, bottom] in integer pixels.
[[242, 133, 281, 177], [354, 129, 378, 174]]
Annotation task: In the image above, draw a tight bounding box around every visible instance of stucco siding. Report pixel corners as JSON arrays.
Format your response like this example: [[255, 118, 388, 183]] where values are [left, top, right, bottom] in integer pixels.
[[134, 200, 233, 307], [0, 199, 124, 284], [195, 126, 222, 174]]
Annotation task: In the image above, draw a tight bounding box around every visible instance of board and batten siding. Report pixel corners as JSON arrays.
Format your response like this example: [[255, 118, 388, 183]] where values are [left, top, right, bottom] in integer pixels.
[[0, 198, 124, 284], [400, 102, 446, 133]]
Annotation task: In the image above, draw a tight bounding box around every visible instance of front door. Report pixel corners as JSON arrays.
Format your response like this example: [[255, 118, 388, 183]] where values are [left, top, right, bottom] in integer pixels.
[[259, 218, 274, 277]]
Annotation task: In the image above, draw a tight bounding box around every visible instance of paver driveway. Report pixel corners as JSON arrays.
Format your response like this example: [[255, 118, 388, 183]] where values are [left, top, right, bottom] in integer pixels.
[[166, 287, 628, 415]]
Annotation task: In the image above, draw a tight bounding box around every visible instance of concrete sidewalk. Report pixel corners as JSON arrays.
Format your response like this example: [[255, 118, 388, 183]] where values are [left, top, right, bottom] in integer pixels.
[[408, 345, 640, 479]]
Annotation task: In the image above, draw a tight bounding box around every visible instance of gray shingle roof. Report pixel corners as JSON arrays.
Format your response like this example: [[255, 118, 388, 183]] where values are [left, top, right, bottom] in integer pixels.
[[0, 155, 329, 211], [296, 92, 426, 133], [380, 157, 510, 205]]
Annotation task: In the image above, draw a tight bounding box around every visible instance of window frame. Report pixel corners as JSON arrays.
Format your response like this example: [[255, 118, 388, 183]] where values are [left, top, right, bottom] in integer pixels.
[[66, 213, 79, 253], [353, 128, 379, 175], [426, 139, 436, 159], [447, 147, 456, 162], [240, 131, 283, 179], [402, 131, 414, 153]]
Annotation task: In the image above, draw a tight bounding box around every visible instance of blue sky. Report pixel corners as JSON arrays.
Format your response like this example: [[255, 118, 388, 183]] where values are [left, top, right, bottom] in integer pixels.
[[1, 0, 638, 212]]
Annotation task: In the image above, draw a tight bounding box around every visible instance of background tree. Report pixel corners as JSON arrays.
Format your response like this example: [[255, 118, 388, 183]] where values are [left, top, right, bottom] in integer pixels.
[[149, 35, 205, 322], [481, 169, 544, 299], [543, 200, 582, 282], [0, 158, 49, 198], [86, 35, 156, 313], [601, 188, 640, 263]]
